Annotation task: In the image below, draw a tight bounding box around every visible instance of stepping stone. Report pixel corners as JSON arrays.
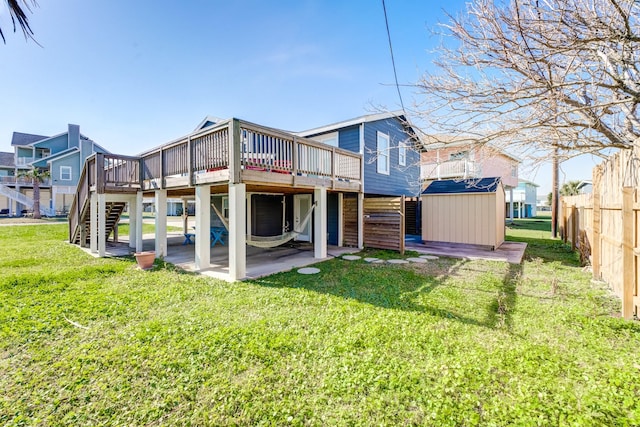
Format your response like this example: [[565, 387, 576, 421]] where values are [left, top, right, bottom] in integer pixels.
[[387, 259, 409, 264], [298, 267, 320, 275], [406, 257, 428, 263], [419, 255, 440, 260], [342, 255, 361, 261], [364, 257, 382, 263]]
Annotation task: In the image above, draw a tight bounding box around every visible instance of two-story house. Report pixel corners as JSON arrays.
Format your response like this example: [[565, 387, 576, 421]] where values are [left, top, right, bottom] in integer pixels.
[[68, 112, 420, 281], [505, 179, 539, 218], [0, 124, 108, 216], [420, 137, 520, 220]]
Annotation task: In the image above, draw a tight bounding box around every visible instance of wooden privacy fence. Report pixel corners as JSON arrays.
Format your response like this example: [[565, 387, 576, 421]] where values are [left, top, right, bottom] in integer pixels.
[[560, 149, 640, 319], [363, 196, 405, 254]]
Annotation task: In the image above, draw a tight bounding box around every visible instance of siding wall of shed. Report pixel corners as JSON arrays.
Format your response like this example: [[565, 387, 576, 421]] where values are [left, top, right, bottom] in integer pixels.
[[495, 187, 505, 246], [422, 193, 502, 248]]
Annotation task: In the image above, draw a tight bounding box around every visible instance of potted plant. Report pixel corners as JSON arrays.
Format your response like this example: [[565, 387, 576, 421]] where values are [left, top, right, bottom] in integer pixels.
[[134, 251, 156, 270]]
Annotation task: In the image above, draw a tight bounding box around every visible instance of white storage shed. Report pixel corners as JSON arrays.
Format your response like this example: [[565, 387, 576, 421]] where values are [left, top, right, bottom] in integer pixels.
[[421, 177, 505, 250]]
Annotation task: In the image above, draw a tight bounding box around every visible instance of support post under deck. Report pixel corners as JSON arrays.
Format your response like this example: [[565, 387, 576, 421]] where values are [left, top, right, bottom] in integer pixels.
[[314, 186, 327, 259]]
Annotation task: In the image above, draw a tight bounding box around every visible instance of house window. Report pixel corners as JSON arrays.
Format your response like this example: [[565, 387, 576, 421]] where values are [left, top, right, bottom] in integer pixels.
[[511, 165, 517, 177], [60, 166, 72, 181], [221, 197, 229, 219], [398, 142, 407, 166], [450, 151, 468, 160], [377, 132, 390, 175], [316, 132, 339, 148]]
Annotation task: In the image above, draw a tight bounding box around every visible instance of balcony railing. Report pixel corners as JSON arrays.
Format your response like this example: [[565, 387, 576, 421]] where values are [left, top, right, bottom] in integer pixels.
[[421, 159, 480, 180], [0, 176, 52, 186], [15, 157, 34, 166]]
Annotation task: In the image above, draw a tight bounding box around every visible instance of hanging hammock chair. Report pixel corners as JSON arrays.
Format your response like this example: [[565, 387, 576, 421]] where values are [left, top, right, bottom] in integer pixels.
[[211, 200, 317, 249]]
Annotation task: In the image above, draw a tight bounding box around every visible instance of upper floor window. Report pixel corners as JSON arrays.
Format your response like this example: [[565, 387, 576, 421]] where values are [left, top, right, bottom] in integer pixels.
[[316, 132, 339, 148], [377, 132, 390, 175], [60, 166, 72, 181], [511, 164, 517, 177], [398, 142, 407, 166], [450, 151, 468, 160]]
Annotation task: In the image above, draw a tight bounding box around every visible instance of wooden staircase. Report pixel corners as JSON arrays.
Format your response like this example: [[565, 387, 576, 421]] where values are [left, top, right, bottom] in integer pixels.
[[69, 153, 141, 247], [70, 200, 126, 245]]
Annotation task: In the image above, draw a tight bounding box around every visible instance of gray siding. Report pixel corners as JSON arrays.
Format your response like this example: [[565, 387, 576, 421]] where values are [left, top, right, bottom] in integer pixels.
[[303, 117, 421, 196], [327, 192, 339, 245], [50, 153, 80, 186], [37, 135, 69, 153], [338, 126, 360, 153], [363, 119, 421, 197]]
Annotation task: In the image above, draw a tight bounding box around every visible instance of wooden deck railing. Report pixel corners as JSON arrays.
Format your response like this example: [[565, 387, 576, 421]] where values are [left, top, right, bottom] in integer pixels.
[[136, 118, 362, 188], [70, 119, 362, 241], [238, 121, 362, 181], [68, 154, 92, 243]]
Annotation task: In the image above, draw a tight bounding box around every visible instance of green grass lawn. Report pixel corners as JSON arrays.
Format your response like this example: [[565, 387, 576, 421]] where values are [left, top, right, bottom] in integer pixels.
[[1, 219, 639, 425]]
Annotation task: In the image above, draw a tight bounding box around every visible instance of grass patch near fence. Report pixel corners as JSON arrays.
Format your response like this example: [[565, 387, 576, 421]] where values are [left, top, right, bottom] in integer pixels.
[[1, 221, 639, 425]]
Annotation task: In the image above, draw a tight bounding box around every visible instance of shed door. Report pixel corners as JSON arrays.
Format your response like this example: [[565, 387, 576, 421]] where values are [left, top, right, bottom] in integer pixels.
[[294, 194, 312, 242]]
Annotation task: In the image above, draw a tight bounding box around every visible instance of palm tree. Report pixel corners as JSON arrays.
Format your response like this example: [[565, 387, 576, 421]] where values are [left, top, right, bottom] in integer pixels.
[[560, 180, 582, 197], [18, 167, 50, 219], [1, 0, 37, 44]]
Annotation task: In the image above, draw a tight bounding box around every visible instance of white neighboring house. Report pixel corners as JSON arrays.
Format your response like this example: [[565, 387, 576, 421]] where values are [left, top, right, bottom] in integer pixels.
[[505, 179, 539, 218]]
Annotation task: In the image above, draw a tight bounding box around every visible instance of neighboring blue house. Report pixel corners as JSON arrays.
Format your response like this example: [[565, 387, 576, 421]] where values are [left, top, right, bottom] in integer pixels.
[[298, 111, 421, 197], [1, 124, 108, 215]]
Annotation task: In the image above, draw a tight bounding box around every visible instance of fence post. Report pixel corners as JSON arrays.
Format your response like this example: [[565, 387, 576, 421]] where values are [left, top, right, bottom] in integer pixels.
[[622, 187, 635, 319], [400, 195, 405, 255], [571, 205, 578, 250], [592, 169, 601, 279]]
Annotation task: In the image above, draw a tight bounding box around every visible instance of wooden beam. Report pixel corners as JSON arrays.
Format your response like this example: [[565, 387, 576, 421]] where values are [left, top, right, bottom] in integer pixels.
[[592, 168, 601, 279], [622, 187, 635, 319], [229, 119, 242, 184]]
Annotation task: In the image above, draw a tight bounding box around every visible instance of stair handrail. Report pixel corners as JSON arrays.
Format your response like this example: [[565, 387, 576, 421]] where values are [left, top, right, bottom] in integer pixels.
[[68, 154, 96, 243]]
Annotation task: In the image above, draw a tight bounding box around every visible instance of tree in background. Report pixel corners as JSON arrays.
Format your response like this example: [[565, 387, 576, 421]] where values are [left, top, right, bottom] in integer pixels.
[[18, 167, 50, 219], [414, 0, 640, 163], [547, 180, 582, 205], [1, 0, 37, 43]]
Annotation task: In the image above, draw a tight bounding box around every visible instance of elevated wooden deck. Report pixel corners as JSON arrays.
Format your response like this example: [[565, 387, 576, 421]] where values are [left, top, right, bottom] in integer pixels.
[[69, 118, 363, 245]]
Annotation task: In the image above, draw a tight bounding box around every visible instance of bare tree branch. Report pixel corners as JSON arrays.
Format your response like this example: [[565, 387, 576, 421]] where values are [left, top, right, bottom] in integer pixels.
[[412, 0, 640, 164]]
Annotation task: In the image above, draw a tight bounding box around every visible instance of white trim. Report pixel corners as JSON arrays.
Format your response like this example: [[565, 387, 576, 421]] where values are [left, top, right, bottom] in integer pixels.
[[60, 166, 72, 181], [45, 148, 79, 164], [297, 110, 404, 137], [399, 141, 407, 166], [376, 131, 390, 175]]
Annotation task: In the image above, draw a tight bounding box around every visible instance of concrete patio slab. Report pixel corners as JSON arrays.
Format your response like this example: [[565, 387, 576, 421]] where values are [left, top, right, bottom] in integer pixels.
[[77, 230, 359, 281], [405, 240, 526, 264]]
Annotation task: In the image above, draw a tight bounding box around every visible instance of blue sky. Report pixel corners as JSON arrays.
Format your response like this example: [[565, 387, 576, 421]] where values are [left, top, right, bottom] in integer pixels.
[[0, 0, 596, 195]]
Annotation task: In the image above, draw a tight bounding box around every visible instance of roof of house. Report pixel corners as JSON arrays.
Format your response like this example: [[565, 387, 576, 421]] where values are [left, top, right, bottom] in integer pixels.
[[0, 151, 15, 167], [193, 115, 226, 132], [296, 110, 407, 137], [11, 132, 49, 146], [518, 179, 540, 187], [421, 135, 521, 162], [31, 147, 78, 167], [423, 177, 502, 195]]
